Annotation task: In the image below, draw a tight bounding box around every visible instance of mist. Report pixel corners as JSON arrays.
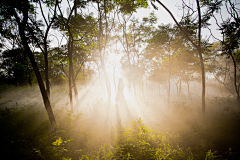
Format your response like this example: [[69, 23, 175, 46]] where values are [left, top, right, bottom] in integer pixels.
[[1, 0, 240, 159]]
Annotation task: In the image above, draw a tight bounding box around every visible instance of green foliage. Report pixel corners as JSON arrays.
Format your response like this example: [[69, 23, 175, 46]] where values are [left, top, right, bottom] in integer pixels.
[[51, 137, 72, 157], [97, 144, 114, 160], [0, 87, 240, 160], [205, 150, 220, 160], [114, 0, 148, 14], [114, 118, 157, 159], [0, 48, 34, 86], [0, 105, 51, 159]]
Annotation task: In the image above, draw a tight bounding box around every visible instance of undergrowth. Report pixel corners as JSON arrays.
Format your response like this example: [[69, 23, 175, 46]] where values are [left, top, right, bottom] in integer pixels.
[[0, 95, 239, 159]]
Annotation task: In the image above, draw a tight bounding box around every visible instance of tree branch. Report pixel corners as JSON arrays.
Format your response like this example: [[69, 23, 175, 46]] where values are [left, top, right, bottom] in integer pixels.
[[155, 0, 198, 50]]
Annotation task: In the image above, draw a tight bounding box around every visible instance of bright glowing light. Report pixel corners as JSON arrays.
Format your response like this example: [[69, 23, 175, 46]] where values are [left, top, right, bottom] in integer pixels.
[[106, 53, 122, 77], [105, 53, 134, 104], [123, 85, 132, 101]]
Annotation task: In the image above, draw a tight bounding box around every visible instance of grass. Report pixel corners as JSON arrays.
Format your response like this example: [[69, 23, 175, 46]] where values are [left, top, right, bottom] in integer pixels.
[[0, 86, 240, 159]]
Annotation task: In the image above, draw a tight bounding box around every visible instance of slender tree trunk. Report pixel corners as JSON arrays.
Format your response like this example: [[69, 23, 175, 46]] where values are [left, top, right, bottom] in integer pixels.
[[168, 54, 171, 105], [175, 83, 179, 96], [199, 53, 205, 115], [179, 80, 182, 95], [156, 0, 206, 116], [40, 0, 58, 99], [63, 0, 78, 111], [97, 1, 111, 104], [230, 53, 240, 101], [68, 38, 73, 111], [113, 63, 117, 93], [196, 0, 205, 116], [13, 4, 56, 125], [72, 0, 78, 99], [43, 28, 51, 99], [83, 63, 86, 91], [19, 24, 56, 125], [103, 64, 111, 104], [142, 79, 145, 98], [72, 68, 78, 98], [122, 16, 134, 94], [104, 0, 111, 104], [44, 53, 50, 98]]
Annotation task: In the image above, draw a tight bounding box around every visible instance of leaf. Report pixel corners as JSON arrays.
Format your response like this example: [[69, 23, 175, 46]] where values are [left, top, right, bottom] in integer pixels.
[[52, 137, 63, 146]]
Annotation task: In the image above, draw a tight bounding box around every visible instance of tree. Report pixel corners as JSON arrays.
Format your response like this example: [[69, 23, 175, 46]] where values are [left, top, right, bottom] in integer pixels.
[[55, 0, 96, 110], [145, 23, 175, 104], [117, 11, 156, 96], [206, 0, 240, 102], [95, 0, 115, 105], [0, 48, 34, 86], [148, 0, 222, 116], [220, 13, 240, 101], [206, 42, 237, 97], [145, 21, 200, 103], [0, 0, 56, 125], [37, 0, 59, 98]]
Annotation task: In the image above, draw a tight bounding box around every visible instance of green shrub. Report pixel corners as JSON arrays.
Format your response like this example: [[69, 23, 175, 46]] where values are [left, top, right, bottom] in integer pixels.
[[1, 92, 240, 160]]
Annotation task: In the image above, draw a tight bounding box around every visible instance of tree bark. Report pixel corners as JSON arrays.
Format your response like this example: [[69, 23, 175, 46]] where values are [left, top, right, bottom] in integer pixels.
[[13, 6, 56, 125], [24, 35, 56, 125], [64, 0, 79, 111], [40, 0, 58, 99], [44, 51, 50, 98], [168, 54, 171, 105], [196, 0, 206, 116], [68, 38, 73, 111], [230, 52, 240, 101], [73, 0, 79, 99], [97, 1, 111, 105], [156, 0, 206, 115]]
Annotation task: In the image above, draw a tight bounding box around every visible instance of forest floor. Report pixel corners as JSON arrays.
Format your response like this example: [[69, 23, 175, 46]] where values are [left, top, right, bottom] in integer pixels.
[[0, 79, 240, 159]]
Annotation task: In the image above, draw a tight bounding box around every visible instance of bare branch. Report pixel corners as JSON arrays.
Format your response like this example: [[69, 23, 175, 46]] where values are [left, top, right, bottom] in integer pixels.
[[39, 1, 48, 26], [206, 26, 222, 42], [214, 73, 235, 95], [155, 0, 198, 50]]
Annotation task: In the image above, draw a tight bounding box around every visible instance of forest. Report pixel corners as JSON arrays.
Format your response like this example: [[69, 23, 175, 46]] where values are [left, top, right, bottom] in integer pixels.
[[0, 0, 240, 159]]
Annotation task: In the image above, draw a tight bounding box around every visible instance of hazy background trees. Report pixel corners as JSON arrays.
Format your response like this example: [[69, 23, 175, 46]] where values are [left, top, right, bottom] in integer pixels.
[[1, 0, 239, 124]]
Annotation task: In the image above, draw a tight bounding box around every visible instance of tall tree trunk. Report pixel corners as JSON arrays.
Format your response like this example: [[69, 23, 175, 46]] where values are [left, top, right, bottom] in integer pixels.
[[43, 26, 51, 99], [199, 52, 205, 115], [179, 80, 182, 96], [63, 0, 78, 111], [68, 38, 73, 111], [97, 1, 111, 104], [187, 82, 190, 100], [175, 83, 179, 96], [13, 3, 56, 125], [196, 0, 205, 116], [83, 63, 86, 91], [18, 24, 56, 125], [104, 0, 111, 104], [73, 0, 78, 99], [72, 65, 78, 98], [44, 52, 50, 98], [102, 62, 111, 104], [40, 0, 58, 99], [122, 15, 134, 94], [230, 53, 240, 101], [168, 54, 171, 105], [156, 0, 206, 116]]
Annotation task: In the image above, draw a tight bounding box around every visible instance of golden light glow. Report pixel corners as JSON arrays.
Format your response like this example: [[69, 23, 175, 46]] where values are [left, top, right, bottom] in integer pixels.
[[105, 53, 133, 104]]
